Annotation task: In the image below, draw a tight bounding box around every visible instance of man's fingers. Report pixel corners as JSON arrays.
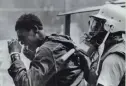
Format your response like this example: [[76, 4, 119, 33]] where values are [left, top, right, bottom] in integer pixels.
[[8, 41, 12, 46], [8, 39, 20, 47], [11, 39, 15, 43], [7, 41, 10, 45]]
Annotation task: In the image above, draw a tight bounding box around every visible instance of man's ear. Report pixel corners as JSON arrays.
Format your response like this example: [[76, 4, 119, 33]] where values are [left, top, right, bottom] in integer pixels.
[[34, 25, 39, 33]]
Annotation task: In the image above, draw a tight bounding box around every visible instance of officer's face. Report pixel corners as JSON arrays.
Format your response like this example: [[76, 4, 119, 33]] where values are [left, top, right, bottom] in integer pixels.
[[87, 17, 106, 45], [16, 29, 39, 49], [88, 17, 103, 37]]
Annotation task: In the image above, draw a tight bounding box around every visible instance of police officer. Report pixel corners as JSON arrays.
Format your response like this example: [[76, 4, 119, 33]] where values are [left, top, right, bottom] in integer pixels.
[[7, 14, 85, 86], [81, 4, 125, 86]]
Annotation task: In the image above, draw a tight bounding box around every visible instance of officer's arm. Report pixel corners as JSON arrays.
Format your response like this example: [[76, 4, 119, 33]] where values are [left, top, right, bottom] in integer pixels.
[[97, 54, 125, 86], [8, 46, 55, 86]]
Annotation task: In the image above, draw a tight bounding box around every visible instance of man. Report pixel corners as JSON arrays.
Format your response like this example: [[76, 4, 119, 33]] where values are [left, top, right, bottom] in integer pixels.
[[81, 4, 125, 86], [8, 14, 86, 86]]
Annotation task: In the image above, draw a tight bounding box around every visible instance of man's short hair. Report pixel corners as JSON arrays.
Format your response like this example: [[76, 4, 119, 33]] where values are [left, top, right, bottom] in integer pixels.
[[15, 13, 43, 31]]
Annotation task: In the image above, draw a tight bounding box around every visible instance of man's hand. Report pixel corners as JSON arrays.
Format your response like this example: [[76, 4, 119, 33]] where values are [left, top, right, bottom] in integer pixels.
[[8, 39, 22, 54]]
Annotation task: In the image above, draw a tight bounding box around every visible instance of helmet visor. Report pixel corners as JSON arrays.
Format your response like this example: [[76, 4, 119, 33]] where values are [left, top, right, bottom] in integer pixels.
[[88, 17, 105, 37]]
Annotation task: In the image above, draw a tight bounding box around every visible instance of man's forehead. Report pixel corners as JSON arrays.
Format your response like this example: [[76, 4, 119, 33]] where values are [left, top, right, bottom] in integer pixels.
[[16, 29, 28, 35]]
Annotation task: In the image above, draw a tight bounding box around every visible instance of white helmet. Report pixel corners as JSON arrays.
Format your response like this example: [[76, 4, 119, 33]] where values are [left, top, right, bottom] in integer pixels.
[[91, 4, 126, 33]]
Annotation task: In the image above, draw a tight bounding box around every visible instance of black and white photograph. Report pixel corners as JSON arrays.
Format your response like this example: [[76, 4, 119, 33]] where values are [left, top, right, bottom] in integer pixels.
[[0, 0, 125, 86]]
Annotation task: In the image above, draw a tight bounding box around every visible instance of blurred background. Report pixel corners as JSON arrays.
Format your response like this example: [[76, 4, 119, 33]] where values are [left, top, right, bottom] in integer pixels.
[[0, 0, 111, 86]]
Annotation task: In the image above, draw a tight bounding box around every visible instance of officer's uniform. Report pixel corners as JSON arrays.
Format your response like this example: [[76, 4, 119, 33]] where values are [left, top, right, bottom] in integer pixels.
[[88, 38, 125, 86]]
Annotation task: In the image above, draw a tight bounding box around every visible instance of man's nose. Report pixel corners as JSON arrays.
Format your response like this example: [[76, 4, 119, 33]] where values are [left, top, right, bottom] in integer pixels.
[[20, 41, 25, 45], [18, 37, 24, 44], [18, 39, 24, 45]]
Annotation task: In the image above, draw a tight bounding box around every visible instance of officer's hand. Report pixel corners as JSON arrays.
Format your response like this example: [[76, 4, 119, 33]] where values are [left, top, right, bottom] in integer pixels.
[[75, 48, 90, 69], [8, 39, 22, 54], [75, 48, 90, 81]]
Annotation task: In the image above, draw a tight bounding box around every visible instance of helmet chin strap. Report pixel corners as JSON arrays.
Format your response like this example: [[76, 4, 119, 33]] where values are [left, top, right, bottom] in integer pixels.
[[122, 33, 126, 54], [95, 26, 111, 75], [122, 33, 126, 42]]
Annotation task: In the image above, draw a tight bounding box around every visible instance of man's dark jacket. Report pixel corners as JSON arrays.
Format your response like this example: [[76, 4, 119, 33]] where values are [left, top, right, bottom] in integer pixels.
[[8, 34, 84, 86]]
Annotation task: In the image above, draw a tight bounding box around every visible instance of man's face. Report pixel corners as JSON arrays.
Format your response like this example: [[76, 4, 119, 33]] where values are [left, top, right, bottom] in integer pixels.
[[16, 29, 38, 49]]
